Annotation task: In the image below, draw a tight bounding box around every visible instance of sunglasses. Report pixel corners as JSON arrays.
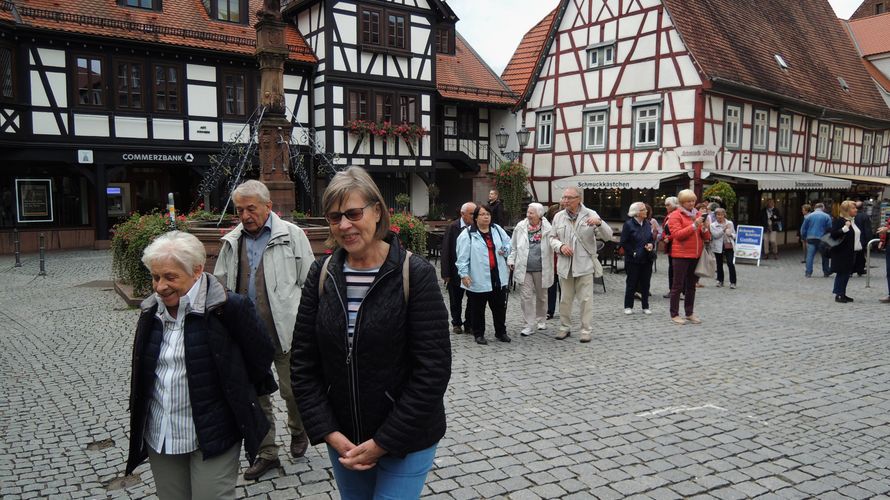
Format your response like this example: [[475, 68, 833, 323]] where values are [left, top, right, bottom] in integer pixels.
[[325, 203, 375, 225]]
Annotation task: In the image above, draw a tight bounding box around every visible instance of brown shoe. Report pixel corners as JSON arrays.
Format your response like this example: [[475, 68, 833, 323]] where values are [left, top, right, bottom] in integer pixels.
[[243, 457, 281, 481], [452, 325, 463, 334], [686, 315, 702, 324], [671, 316, 686, 325], [555, 330, 571, 340], [290, 431, 309, 458]]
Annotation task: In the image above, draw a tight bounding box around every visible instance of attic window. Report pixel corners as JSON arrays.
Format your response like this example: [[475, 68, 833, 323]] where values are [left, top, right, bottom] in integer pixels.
[[774, 54, 788, 71], [876, 3, 885, 15], [120, 0, 159, 9], [838, 77, 850, 92]]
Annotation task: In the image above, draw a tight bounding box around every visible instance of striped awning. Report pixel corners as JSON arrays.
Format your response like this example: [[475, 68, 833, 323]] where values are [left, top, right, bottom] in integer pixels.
[[707, 171, 851, 191]]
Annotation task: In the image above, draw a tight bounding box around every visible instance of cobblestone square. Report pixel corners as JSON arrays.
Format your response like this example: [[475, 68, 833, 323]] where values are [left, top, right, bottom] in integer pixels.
[[1, 249, 889, 499]]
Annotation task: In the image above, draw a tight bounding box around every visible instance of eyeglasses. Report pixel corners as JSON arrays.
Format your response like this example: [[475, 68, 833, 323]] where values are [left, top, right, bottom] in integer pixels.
[[325, 203, 375, 225], [561, 195, 579, 200]]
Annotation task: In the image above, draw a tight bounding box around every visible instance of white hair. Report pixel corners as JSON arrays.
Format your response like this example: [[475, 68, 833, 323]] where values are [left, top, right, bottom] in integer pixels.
[[627, 201, 647, 217], [232, 180, 271, 203], [141, 231, 206, 274], [563, 186, 582, 198], [664, 196, 679, 208], [527, 202, 545, 218], [460, 202, 476, 214]]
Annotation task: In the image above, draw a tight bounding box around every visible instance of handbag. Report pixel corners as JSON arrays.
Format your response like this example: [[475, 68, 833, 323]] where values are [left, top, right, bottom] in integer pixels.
[[819, 232, 843, 256], [694, 245, 717, 278]]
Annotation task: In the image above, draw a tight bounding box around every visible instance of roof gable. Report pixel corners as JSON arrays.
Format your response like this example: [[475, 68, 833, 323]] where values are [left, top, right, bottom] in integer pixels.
[[500, 7, 559, 107], [848, 12, 890, 57], [437, 32, 516, 105], [851, 0, 888, 19]]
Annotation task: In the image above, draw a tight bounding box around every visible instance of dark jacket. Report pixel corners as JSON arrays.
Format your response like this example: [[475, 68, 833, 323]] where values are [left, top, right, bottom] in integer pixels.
[[854, 211, 873, 248], [440, 218, 467, 281], [291, 235, 451, 458], [489, 199, 507, 228], [761, 206, 783, 232], [620, 217, 656, 265], [126, 274, 276, 475], [829, 217, 857, 275]]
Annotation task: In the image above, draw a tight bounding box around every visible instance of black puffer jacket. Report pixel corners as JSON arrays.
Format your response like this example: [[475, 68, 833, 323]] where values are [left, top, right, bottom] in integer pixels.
[[126, 274, 277, 475], [291, 235, 451, 458]]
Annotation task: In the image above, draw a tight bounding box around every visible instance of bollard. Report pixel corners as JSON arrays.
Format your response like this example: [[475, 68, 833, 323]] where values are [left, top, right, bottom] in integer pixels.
[[13, 228, 21, 267], [38, 232, 46, 277], [865, 238, 880, 289]]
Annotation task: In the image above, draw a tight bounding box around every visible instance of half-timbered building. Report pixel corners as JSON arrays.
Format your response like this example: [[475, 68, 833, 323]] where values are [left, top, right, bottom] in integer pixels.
[[504, 0, 890, 242], [0, 0, 316, 251]]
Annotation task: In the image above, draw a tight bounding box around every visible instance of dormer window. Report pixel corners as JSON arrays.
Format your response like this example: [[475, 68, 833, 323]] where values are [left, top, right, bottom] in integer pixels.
[[120, 0, 159, 9], [876, 2, 885, 14], [587, 42, 616, 69], [774, 54, 788, 71], [201, 0, 247, 24]]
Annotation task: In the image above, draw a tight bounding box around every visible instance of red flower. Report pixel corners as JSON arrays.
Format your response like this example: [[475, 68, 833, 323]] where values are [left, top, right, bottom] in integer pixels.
[[390, 224, 401, 234]]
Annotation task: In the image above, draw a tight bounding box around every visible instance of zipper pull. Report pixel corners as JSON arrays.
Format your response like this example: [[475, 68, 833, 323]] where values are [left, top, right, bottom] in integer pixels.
[[346, 346, 353, 365]]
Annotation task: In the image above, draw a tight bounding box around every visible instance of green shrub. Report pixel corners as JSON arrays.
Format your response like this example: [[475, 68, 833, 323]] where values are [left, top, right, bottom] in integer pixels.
[[491, 161, 529, 224], [390, 211, 427, 255], [111, 213, 189, 297], [703, 181, 738, 213]]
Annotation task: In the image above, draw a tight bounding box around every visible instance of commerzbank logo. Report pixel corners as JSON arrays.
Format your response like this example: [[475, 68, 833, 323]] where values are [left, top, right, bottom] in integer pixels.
[[122, 152, 196, 163]]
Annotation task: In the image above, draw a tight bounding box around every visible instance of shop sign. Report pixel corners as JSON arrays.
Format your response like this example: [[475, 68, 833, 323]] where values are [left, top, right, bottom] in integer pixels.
[[121, 152, 195, 163], [734, 224, 763, 265], [15, 178, 54, 223], [576, 181, 632, 189], [793, 181, 827, 188], [674, 145, 718, 164]]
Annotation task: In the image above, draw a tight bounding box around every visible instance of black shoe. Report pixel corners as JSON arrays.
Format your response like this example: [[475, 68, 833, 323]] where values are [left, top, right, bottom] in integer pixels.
[[844, 295, 854, 302], [835, 295, 851, 303], [495, 334, 512, 343], [662, 293, 671, 298], [546, 313, 554, 320], [475, 336, 488, 345], [290, 432, 309, 458], [244, 457, 281, 481]]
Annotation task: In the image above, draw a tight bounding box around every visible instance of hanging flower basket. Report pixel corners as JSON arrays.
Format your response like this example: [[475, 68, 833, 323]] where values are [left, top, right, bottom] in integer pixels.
[[347, 119, 426, 156]]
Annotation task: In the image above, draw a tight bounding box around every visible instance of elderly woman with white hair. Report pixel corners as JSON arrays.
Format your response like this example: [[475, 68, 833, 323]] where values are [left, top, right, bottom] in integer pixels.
[[508, 202, 554, 336], [126, 231, 276, 499], [620, 202, 656, 314]]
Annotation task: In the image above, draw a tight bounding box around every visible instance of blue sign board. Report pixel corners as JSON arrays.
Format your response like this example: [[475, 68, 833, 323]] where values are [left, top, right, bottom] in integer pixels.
[[734, 225, 764, 264]]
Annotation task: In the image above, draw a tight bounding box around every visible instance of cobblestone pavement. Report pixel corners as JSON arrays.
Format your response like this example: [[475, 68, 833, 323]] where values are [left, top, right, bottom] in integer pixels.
[[2, 248, 890, 499]]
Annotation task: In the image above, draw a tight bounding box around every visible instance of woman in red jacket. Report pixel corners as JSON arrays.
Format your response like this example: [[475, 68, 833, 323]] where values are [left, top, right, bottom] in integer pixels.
[[666, 189, 710, 325]]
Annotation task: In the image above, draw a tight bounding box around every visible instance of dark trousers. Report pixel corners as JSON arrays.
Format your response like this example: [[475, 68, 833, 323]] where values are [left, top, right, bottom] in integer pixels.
[[715, 249, 737, 285], [670, 257, 697, 317], [624, 262, 652, 309], [446, 280, 470, 327], [886, 249, 890, 295], [467, 286, 507, 339], [667, 255, 674, 290], [854, 250, 866, 275], [547, 280, 560, 316], [833, 271, 851, 296]]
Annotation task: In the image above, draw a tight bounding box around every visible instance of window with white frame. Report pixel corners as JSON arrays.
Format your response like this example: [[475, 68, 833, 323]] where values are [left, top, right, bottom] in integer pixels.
[[587, 43, 615, 69], [831, 126, 844, 161], [873, 133, 883, 164], [778, 114, 792, 153], [862, 132, 874, 164], [724, 104, 741, 149], [817, 123, 830, 159], [633, 104, 660, 149], [752, 109, 768, 151], [582, 110, 608, 151], [536, 111, 553, 149]]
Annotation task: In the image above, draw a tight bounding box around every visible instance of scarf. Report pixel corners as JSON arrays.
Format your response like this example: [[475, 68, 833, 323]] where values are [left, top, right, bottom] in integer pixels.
[[677, 206, 699, 219], [527, 221, 542, 243]]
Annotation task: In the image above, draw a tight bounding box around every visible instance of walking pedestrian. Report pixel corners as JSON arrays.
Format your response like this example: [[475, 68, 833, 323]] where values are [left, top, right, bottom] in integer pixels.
[[126, 231, 276, 499], [545, 203, 561, 319], [508, 202, 554, 336], [620, 202, 655, 315], [291, 166, 451, 499], [761, 198, 783, 259], [661, 196, 678, 298], [801, 202, 832, 278], [456, 204, 512, 344], [440, 202, 476, 335], [488, 189, 507, 228], [667, 189, 710, 325], [829, 200, 860, 303], [710, 208, 737, 289], [214, 180, 314, 480], [877, 215, 890, 303], [853, 200, 872, 276], [799, 204, 812, 262]]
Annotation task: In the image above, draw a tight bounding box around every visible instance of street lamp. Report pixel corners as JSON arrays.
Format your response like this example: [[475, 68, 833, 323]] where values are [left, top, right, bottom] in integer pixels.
[[495, 126, 530, 162]]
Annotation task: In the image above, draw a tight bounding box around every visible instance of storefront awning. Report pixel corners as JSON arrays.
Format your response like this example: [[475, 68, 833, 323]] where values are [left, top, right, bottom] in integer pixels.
[[707, 171, 851, 191], [815, 173, 890, 187], [553, 171, 689, 190]]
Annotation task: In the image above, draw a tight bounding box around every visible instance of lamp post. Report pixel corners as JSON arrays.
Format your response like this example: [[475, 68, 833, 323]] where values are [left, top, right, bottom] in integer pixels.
[[495, 126, 530, 162]]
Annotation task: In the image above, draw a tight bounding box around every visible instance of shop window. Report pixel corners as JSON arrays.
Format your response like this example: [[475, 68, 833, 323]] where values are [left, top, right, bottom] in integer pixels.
[[221, 70, 246, 117], [816, 123, 831, 159], [74, 55, 105, 107], [347, 89, 369, 121], [752, 108, 768, 151], [0, 45, 14, 101], [862, 132, 874, 164], [582, 109, 608, 151], [777, 113, 792, 153], [360, 5, 409, 51], [536, 111, 553, 150], [831, 126, 844, 161], [587, 43, 616, 69], [115, 60, 143, 110], [153, 64, 180, 113], [633, 104, 660, 149], [724, 104, 741, 149]]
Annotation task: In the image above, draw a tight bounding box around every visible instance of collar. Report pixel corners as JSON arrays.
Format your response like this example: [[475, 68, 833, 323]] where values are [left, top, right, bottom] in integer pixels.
[[141, 272, 227, 314], [243, 214, 274, 240], [460, 218, 469, 228], [155, 273, 205, 320]]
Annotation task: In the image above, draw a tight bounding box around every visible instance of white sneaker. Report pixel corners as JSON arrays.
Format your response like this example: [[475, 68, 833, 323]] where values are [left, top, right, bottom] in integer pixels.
[[643, 309, 652, 315], [520, 327, 533, 336], [624, 308, 633, 315], [536, 322, 546, 330]]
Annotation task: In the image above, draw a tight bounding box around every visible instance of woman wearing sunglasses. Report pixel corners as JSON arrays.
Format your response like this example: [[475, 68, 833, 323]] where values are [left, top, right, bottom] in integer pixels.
[[290, 167, 451, 499]]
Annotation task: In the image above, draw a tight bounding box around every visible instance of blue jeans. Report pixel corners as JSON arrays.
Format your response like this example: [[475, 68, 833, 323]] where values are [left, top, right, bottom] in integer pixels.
[[806, 239, 830, 276], [327, 443, 437, 499], [833, 272, 851, 296]]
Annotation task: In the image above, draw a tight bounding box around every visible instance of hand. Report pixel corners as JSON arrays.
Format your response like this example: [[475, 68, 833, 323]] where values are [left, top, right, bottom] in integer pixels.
[[587, 215, 602, 226], [461, 276, 472, 287], [509, 264, 514, 271], [560, 244, 574, 257], [644, 243, 654, 251], [845, 220, 852, 228], [339, 439, 387, 471], [443, 277, 451, 285], [324, 432, 356, 459], [878, 226, 889, 234]]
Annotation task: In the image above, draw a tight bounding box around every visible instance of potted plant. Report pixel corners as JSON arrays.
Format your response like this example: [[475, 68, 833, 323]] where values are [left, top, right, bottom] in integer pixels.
[[490, 160, 530, 225], [390, 210, 427, 255], [111, 212, 190, 299], [703, 181, 738, 214]]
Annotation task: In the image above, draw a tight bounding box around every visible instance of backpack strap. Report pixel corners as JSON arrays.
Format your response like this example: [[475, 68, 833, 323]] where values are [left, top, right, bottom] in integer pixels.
[[318, 251, 411, 302], [318, 255, 333, 297]]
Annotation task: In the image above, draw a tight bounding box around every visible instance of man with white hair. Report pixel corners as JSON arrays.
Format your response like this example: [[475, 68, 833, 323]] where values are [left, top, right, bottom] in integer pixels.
[[214, 180, 314, 480], [661, 196, 679, 297], [441, 201, 476, 334], [548, 187, 613, 343]]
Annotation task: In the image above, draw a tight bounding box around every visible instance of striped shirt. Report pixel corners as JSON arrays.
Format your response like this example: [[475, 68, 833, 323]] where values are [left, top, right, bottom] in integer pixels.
[[343, 263, 379, 349], [144, 277, 203, 455]]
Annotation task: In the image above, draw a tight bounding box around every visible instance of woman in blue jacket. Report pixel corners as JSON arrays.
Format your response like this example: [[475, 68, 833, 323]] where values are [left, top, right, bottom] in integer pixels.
[[456, 204, 512, 345], [620, 202, 656, 315]]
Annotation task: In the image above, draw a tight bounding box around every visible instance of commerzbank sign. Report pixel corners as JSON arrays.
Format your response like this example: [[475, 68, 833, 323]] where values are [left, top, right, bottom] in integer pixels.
[[122, 152, 195, 163]]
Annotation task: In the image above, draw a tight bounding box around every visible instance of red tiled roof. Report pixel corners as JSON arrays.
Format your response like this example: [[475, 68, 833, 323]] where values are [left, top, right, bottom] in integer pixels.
[[500, 8, 557, 101], [851, 0, 887, 19], [848, 12, 890, 56], [436, 33, 517, 106], [2, 0, 316, 63], [661, 0, 890, 122], [863, 59, 890, 93]]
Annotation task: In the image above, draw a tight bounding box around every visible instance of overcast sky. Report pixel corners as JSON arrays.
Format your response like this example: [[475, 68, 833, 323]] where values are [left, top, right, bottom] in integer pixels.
[[447, 0, 863, 76]]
